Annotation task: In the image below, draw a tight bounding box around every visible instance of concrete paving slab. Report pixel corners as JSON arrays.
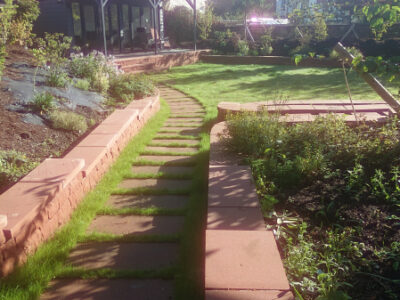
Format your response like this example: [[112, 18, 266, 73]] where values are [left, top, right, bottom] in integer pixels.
[[206, 289, 294, 300], [205, 230, 290, 290], [150, 139, 200, 146], [68, 242, 179, 270], [137, 155, 196, 164], [207, 207, 265, 231], [131, 165, 194, 175], [145, 146, 198, 153], [165, 118, 203, 123], [87, 215, 185, 235], [208, 166, 259, 208], [119, 178, 192, 189], [158, 128, 201, 135], [41, 279, 174, 300], [209, 122, 241, 165], [107, 194, 189, 209], [160, 126, 200, 131], [156, 132, 199, 138], [163, 123, 203, 128]]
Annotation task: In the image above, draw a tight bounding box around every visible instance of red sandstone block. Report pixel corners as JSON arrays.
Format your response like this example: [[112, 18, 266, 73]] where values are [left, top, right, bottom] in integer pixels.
[[207, 207, 265, 231], [205, 230, 290, 290], [20, 158, 84, 189], [64, 146, 108, 178], [206, 289, 294, 300], [208, 165, 260, 208], [102, 109, 139, 127]]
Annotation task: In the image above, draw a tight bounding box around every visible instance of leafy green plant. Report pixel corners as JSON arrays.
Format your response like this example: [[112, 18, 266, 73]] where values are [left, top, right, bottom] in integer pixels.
[[45, 68, 69, 88], [9, 0, 39, 46], [0, 0, 16, 46], [259, 30, 274, 56], [236, 40, 249, 56], [49, 110, 88, 132], [109, 73, 155, 103], [31, 92, 55, 113], [0, 150, 38, 189], [197, 2, 214, 40]]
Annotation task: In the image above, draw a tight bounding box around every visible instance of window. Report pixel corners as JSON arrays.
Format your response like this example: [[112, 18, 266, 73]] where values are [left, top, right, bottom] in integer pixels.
[[71, 2, 81, 37], [83, 5, 95, 33]]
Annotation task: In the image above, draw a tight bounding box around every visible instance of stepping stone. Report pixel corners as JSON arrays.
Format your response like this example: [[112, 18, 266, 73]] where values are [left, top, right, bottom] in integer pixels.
[[168, 103, 202, 108], [169, 109, 204, 114], [170, 113, 205, 118], [207, 207, 265, 231], [87, 215, 185, 235], [145, 146, 199, 153], [119, 178, 192, 189], [205, 230, 290, 290], [138, 155, 196, 164], [160, 127, 201, 132], [131, 165, 195, 175], [206, 289, 294, 300], [165, 118, 203, 123], [68, 242, 179, 270], [156, 132, 199, 138], [151, 139, 200, 146], [108, 194, 189, 210], [163, 123, 203, 128], [208, 166, 259, 208], [41, 279, 174, 300]]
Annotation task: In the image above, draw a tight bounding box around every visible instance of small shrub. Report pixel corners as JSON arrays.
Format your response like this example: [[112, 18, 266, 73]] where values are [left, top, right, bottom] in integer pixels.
[[237, 40, 249, 56], [109, 74, 155, 103], [0, 150, 38, 189], [9, 0, 40, 46], [73, 78, 90, 91], [212, 30, 240, 55], [259, 30, 274, 56], [91, 70, 109, 94], [49, 110, 87, 132], [45, 68, 69, 88], [31, 92, 55, 113]]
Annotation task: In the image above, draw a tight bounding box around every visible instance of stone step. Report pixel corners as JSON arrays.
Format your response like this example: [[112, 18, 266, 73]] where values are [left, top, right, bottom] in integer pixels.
[[163, 123, 203, 128], [108, 194, 189, 210], [131, 165, 195, 175], [155, 132, 199, 138], [150, 139, 200, 146], [41, 279, 174, 300], [137, 155, 196, 164], [119, 178, 192, 190], [170, 113, 205, 118], [145, 146, 199, 153], [87, 215, 185, 235], [68, 242, 179, 270], [165, 118, 204, 123]]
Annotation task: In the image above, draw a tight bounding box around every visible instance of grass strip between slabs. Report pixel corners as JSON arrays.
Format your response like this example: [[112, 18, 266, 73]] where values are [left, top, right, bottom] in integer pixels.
[[97, 206, 186, 216], [78, 232, 181, 244], [55, 266, 177, 280], [132, 159, 196, 167], [0, 100, 170, 300]]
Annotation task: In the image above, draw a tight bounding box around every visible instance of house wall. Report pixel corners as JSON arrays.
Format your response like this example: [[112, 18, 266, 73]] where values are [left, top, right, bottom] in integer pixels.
[[34, 0, 70, 36]]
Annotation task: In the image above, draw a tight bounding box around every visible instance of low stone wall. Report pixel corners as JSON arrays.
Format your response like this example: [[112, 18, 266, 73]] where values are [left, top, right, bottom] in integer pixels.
[[205, 122, 294, 299], [200, 54, 341, 68], [0, 93, 160, 277], [116, 50, 211, 73]]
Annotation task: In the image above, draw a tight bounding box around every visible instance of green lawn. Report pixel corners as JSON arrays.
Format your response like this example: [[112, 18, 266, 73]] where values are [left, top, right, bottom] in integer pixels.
[[151, 63, 398, 119]]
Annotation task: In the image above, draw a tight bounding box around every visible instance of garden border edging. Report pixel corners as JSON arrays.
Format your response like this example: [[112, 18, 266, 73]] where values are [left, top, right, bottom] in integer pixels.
[[205, 121, 294, 299], [0, 92, 160, 277]]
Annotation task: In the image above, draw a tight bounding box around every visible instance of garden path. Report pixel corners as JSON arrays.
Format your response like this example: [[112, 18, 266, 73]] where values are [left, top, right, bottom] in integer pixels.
[[40, 87, 206, 299]]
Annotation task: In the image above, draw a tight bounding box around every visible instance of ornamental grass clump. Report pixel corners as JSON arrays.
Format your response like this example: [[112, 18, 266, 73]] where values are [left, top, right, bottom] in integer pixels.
[[49, 110, 87, 132]]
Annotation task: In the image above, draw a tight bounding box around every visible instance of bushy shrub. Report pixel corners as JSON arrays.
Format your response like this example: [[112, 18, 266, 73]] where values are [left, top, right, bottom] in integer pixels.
[[197, 3, 214, 40], [164, 6, 193, 44], [31, 92, 55, 113], [68, 51, 117, 93], [213, 30, 241, 55], [0, 150, 38, 189], [109, 74, 155, 103], [237, 40, 249, 56], [49, 110, 87, 132], [259, 30, 274, 56], [9, 0, 40, 46]]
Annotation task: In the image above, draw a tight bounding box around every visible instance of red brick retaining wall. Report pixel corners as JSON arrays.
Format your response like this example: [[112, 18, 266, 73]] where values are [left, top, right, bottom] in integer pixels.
[[0, 93, 160, 277], [200, 54, 341, 68]]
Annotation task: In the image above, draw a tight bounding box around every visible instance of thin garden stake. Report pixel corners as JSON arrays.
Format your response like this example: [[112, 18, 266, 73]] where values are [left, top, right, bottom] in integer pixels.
[[342, 61, 359, 124]]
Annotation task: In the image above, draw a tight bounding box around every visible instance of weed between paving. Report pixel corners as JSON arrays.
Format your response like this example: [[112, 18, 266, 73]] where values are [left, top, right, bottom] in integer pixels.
[[0, 88, 209, 300]]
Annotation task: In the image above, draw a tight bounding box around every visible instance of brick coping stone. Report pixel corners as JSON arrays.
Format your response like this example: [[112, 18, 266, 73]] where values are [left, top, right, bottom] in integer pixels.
[[0, 92, 160, 277], [206, 121, 294, 299]]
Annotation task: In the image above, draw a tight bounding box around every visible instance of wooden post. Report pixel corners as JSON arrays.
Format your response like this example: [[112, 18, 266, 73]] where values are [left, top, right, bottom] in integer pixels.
[[334, 42, 400, 114]]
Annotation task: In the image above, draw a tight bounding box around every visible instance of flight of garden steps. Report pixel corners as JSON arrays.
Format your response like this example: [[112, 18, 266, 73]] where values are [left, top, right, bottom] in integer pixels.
[[41, 87, 205, 299]]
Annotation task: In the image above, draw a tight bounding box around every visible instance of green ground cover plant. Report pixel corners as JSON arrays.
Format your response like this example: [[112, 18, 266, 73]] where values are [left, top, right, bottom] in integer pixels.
[[150, 63, 398, 120], [49, 110, 88, 132], [225, 112, 400, 299]]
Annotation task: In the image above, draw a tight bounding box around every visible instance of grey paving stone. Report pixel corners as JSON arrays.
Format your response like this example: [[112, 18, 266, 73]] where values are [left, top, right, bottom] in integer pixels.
[[68, 242, 179, 270], [41, 279, 174, 300], [131, 165, 195, 175], [150, 139, 200, 146], [145, 146, 199, 153], [108, 194, 189, 209], [119, 178, 192, 189], [87, 215, 185, 235]]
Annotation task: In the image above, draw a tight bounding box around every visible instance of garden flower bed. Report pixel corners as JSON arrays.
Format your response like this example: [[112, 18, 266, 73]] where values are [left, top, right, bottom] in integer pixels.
[[224, 112, 400, 299]]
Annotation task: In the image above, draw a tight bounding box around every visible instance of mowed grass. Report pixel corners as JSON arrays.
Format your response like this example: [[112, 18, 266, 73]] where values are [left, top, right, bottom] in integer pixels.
[[151, 62, 398, 119]]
